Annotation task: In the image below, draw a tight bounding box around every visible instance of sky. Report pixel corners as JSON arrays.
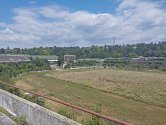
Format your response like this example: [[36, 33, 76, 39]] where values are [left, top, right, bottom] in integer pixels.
[[0, 0, 166, 48]]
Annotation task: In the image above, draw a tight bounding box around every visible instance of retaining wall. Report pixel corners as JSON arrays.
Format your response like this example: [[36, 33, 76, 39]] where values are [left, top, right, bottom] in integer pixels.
[[0, 89, 81, 125]]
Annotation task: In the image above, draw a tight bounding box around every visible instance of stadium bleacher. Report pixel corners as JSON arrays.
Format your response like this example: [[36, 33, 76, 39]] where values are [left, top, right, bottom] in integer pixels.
[[0, 55, 30, 63]]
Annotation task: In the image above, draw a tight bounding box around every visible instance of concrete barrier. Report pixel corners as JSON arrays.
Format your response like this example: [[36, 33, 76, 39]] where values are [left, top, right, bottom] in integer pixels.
[[0, 89, 81, 125], [0, 112, 16, 125]]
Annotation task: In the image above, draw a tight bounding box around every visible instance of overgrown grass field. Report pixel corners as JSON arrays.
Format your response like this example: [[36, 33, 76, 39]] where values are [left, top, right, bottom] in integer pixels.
[[15, 69, 166, 125], [46, 69, 166, 108]]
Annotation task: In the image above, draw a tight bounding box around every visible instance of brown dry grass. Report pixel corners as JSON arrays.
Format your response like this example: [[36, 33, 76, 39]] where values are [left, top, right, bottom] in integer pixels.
[[14, 69, 166, 125], [46, 69, 166, 108], [16, 79, 34, 90]]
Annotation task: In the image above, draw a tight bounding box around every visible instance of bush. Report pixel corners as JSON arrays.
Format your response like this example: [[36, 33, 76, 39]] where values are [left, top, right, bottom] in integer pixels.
[[82, 116, 103, 125], [58, 107, 75, 120], [15, 116, 30, 125], [83, 105, 103, 125], [23, 95, 45, 106]]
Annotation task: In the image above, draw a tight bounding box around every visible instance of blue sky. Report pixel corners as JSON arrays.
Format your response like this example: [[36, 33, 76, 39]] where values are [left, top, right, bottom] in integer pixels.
[[0, 0, 166, 48], [0, 0, 119, 23]]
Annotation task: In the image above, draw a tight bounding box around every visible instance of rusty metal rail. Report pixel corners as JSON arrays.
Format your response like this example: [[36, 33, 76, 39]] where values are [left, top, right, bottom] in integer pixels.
[[0, 80, 132, 125]]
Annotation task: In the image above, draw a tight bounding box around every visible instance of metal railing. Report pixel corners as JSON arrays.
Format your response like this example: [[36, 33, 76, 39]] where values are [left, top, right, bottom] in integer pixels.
[[0, 80, 132, 125]]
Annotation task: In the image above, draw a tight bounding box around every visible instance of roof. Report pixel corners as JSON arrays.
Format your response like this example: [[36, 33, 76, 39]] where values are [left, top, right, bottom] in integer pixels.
[[64, 55, 76, 57], [26, 55, 58, 60], [0, 54, 30, 63]]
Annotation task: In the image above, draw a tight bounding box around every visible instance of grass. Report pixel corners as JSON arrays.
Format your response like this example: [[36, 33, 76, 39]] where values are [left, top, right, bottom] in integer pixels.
[[46, 68, 166, 108], [14, 69, 166, 125]]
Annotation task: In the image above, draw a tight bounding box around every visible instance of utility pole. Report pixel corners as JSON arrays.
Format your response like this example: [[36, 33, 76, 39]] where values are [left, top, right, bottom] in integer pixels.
[[113, 36, 116, 46]]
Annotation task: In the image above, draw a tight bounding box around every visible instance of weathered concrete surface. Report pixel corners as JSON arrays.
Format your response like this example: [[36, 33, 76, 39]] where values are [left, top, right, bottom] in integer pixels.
[[0, 89, 81, 125], [0, 113, 16, 125]]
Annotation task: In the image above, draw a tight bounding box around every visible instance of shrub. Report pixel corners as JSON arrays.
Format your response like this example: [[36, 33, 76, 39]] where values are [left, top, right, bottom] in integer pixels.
[[58, 107, 75, 120], [15, 116, 30, 125]]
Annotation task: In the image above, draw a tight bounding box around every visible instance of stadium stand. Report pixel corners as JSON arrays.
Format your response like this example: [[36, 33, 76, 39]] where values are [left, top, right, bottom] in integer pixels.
[[0, 54, 30, 63]]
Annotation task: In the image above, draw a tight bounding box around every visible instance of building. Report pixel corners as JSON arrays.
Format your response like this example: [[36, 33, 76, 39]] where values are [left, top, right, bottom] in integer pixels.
[[0, 54, 30, 63], [26, 55, 58, 63], [64, 55, 76, 63]]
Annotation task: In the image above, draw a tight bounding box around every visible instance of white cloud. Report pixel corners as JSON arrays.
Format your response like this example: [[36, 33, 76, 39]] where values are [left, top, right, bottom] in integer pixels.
[[0, 0, 166, 48], [1, 28, 14, 34]]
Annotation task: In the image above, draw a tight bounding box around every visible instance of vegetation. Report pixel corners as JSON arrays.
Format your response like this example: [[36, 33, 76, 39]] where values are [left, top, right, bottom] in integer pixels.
[[15, 71, 166, 125], [0, 84, 45, 107], [102, 58, 166, 71], [73, 60, 101, 67], [83, 116, 103, 125], [82, 106, 103, 125], [57, 107, 75, 120], [0, 58, 50, 82], [1, 42, 166, 72], [64, 57, 166, 72], [0, 107, 30, 125], [22, 94, 45, 106], [15, 116, 30, 125], [1, 41, 166, 59], [65, 60, 101, 68], [1, 42, 166, 125], [0, 58, 48, 107], [0, 106, 15, 121], [48, 69, 166, 108]]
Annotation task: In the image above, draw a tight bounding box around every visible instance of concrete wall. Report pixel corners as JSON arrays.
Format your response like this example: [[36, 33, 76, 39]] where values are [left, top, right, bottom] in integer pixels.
[[0, 112, 16, 125], [0, 89, 81, 125]]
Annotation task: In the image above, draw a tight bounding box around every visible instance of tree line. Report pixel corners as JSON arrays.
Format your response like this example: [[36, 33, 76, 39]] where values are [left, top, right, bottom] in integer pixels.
[[0, 58, 50, 81], [64, 58, 166, 71], [1, 41, 166, 59]]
